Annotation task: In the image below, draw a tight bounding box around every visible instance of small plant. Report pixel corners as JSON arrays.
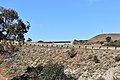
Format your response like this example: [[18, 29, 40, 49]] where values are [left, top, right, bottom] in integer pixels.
[[106, 37, 111, 42], [97, 77, 105, 80], [0, 44, 4, 55], [93, 55, 100, 63], [13, 45, 19, 52], [87, 54, 100, 63], [67, 48, 77, 58], [87, 54, 93, 59], [100, 41, 104, 45], [114, 55, 120, 62], [0, 60, 3, 65]]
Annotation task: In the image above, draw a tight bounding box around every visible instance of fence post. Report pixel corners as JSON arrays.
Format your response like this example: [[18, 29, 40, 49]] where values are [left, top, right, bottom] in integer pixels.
[[99, 46, 101, 49], [67, 45, 68, 48], [51, 45, 53, 47], [92, 46, 94, 49], [107, 46, 109, 49], [115, 46, 117, 50]]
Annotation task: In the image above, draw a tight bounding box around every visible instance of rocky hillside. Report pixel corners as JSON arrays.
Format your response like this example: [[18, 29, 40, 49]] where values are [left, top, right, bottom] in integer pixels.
[[1, 45, 120, 80], [88, 33, 120, 42]]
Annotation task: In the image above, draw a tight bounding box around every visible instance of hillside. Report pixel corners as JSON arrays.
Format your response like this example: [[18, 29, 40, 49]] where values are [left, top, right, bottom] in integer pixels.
[[1, 45, 120, 80], [88, 33, 120, 42]]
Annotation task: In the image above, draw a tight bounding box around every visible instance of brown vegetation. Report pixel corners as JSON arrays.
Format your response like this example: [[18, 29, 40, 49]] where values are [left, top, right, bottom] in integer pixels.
[[0, 45, 120, 79], [88, 33, 120, 43]]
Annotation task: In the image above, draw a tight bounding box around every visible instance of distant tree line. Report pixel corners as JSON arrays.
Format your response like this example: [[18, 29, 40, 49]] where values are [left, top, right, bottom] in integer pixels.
[[73, 40, 88, 45], [73, 36, 120, 47], [103, 37, 120, 47]]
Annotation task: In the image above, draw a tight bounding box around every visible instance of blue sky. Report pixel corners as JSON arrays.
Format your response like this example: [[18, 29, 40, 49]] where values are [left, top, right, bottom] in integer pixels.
[[1, 0, 120, 41]]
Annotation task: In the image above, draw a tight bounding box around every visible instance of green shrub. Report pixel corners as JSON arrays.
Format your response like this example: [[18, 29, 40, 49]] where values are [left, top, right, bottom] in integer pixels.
[[87, 54, 93, 59], [13, 45, 19, 52], [0, 60, 3, 65], [104, 40, 120, 47], [87, 55, 100, 63], [106, 37, 111, 42], [11, 63, 76, 80], [67, 48, 77, 58], [0, 44, 4, 55], [114, 55, 120, 62], [92, 55, 100, 63], [73, 40, 88, 45]]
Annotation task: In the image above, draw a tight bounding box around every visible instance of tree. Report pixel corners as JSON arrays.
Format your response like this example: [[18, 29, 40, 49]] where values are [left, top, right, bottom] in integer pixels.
[[27, 38, 32, 42], [106, 37, 111, 42], [37, 40, 44, 43], [0, 6, 30, 43]]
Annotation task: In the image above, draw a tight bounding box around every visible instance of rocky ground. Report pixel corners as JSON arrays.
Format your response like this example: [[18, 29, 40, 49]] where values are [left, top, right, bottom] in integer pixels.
[[1, 45, 120, 80], [0, 74, 7, 80]]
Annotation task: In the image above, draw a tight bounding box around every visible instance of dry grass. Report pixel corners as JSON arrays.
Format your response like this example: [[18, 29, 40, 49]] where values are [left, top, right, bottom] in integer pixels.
[[88, 33, 120, 42]]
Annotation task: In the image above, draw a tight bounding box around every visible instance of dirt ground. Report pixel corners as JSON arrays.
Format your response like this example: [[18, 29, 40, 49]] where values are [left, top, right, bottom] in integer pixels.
[[0, 59, 8, 80], [0, 74, 7, 80], [0, 68, 8, 80]]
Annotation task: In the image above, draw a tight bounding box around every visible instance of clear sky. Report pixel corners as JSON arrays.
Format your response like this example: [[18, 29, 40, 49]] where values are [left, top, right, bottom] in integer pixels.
[[1, 0, 120, 41]]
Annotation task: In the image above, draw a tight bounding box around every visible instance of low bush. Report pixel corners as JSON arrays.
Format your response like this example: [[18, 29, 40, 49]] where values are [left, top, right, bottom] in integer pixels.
[[114, 55, 120, 62], [0, 42, 19, 55], [104, 40, 120, 47], [0, 44, 4, 55], [67, 48, 77, 58], [0, 60, 3, 65], [92, 55, 100, 63], [87, 54, 93, 59], [87, 54, 100, 63], [11, 63, 76, 80], [13, 45, 19, 52]]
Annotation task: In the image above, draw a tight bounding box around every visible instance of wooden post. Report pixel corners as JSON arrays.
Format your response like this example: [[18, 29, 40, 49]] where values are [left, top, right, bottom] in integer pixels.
[[99, 46, 101, 49], [92, 46, 94, 49], [115, 46, 117, 50], [107, 46, 109, 49]]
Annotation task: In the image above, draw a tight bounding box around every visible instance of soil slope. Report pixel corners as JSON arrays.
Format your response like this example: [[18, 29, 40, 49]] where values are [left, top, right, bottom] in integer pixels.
[[88, 33, 120, 42], [2, 45, 120, 80]]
